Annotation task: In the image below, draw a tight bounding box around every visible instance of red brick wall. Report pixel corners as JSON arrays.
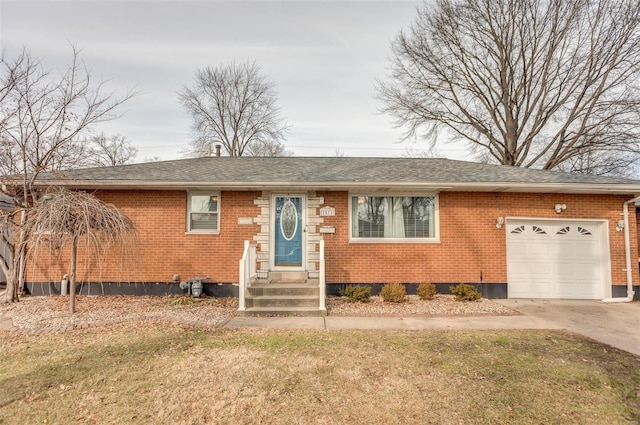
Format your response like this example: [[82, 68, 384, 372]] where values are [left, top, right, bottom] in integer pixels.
[[25, 190, 261, 283], [25, 189, 637, 287], [318, 191, 637, 286]]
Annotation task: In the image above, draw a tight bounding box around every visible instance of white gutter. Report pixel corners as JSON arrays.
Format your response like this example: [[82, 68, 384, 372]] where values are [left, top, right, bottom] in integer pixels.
[[603, 195, 640, 303]]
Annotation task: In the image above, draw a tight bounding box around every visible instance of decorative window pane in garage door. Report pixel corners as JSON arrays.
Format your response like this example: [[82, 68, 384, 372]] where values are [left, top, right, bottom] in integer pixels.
[[506, 220, 608, 299]]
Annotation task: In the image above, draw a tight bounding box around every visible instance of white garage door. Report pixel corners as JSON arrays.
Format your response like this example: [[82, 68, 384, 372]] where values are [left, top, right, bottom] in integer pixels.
[[506, 219, 608, 299]]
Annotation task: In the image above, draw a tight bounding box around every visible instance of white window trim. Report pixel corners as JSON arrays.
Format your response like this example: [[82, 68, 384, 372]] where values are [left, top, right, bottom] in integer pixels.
[[348, 193, 440, 244], [186, 191, 220, 234]]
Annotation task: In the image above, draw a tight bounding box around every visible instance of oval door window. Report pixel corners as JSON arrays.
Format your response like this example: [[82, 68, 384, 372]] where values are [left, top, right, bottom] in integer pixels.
[[280, 199, 298, 241]]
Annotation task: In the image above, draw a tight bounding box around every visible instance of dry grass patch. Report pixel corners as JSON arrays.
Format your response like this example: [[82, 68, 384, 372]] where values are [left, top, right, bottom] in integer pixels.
[[0, 325, 638, 424]]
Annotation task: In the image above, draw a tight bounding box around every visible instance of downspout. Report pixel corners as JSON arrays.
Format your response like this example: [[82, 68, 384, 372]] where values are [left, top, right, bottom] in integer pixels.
[[602, 195, 640, 303]]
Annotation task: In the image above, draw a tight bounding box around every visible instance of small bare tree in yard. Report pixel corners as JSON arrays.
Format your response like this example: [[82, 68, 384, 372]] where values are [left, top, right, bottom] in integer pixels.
[[179, 61, 289, 157], [378, 0, 640, 176], [86, 132, 138, 167], [25, 188, 135, 313], [0, 46, 133, 302]]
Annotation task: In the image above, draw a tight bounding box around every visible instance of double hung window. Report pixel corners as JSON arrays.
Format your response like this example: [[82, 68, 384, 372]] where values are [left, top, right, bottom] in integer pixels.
[[187, 192, 219, 233]]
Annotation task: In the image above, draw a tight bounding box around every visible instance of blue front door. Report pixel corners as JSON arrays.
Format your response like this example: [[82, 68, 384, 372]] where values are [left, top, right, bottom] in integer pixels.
[[274, 196, 303, 267]]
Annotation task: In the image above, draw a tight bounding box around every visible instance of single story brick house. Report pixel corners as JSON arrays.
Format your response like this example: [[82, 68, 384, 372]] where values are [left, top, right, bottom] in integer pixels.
[[26, 156, 640, 314]]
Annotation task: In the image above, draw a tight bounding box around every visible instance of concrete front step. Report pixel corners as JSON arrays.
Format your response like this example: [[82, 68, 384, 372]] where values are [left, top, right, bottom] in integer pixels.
[[248, 283, 319, 297], [239, 306, 327, 317], [246, 295, 319, 308], [252, 278, 319, 286], [267, 271, 308, 282], [243, 279, 324, 316]]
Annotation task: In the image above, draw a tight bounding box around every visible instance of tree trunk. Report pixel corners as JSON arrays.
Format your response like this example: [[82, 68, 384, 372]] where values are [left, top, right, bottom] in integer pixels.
[[69, 237, 78, 314], [17, 210, 27, 297], [17, 249, 26, 295], [1, 224, 27, 303], [2, 268, 18, 303]]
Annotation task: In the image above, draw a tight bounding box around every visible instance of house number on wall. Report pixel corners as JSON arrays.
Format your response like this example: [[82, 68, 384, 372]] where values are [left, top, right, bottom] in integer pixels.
[[320, 206, 336, 217]]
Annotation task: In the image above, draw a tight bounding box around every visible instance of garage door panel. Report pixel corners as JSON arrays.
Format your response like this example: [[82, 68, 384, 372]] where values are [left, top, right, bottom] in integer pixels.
[[556, 245, 597, 260], [528, 243, 554, 259], [555, 264, 597, 280], [506, 220, 607, 299], [509, 260, 552, 275]]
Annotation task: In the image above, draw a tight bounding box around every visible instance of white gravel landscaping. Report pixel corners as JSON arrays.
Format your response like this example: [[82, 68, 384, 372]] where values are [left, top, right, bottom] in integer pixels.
[[327, 294, 516, 317]]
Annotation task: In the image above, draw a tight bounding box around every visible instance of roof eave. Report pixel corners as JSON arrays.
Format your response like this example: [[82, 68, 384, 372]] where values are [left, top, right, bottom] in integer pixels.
[[33, 179, 640, 195]]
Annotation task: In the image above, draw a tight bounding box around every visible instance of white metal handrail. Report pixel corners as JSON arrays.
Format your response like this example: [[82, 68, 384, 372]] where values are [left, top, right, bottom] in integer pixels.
[[238, 240, 257, 311], [319, 239, 326, 312]]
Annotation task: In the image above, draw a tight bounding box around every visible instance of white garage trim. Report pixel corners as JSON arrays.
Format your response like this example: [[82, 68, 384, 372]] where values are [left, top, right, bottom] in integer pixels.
[[506, 217, 612, 300]]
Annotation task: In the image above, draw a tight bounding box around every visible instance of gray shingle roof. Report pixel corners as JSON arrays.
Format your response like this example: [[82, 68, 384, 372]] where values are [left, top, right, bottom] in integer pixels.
[[36, 157, 640, 192]]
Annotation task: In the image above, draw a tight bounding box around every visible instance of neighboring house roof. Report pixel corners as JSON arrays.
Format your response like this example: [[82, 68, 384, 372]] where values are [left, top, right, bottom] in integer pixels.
[[35, 156, 640, 194]]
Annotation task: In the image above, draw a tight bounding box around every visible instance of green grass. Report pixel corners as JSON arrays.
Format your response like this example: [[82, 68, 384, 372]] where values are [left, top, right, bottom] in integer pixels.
[[0, 325, 638, 424]]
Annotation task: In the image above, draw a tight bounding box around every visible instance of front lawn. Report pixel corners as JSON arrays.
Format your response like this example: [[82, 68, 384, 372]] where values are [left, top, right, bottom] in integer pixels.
[[1, 325, 638, 424]]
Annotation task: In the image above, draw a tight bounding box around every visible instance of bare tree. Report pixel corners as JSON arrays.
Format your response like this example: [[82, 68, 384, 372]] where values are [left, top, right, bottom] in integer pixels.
[[86, 132, 138, 167], [401, 145, 440, 158], [332, 149, 347, 158], [245, 139, 293, 157], [179, 61, 289, 157], [558, 147, 639, 176], [0, 138, 20, 179], [0, 46, 133, 303], [377, 0, 640, 176], [25, 188, 135, 313]]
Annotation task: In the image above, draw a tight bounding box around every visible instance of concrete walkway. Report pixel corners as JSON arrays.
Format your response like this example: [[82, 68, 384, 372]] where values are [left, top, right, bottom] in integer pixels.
[[225, 300, 640, 357], [224, 314, 560, 331]]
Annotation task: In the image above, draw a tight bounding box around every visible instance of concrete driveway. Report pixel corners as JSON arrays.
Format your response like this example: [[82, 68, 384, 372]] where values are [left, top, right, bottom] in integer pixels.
[[497, 299, 640, 357]]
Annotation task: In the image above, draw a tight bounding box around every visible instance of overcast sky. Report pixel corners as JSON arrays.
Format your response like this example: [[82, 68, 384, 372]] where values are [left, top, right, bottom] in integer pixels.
[[0, 0, 468, 161]]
